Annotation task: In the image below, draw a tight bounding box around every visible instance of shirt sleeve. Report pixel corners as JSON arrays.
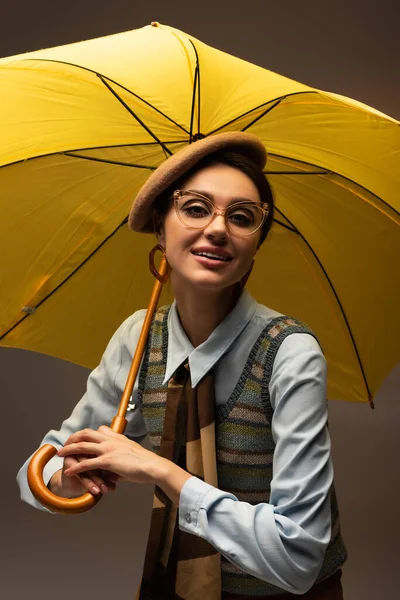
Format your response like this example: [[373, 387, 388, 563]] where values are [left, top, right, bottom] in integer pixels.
[[178, 333, 332, 595], [17, 310, 148, 512]]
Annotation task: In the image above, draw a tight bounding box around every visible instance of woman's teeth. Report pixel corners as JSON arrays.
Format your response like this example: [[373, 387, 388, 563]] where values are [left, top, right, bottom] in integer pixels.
[[193, 252, 230, 262]]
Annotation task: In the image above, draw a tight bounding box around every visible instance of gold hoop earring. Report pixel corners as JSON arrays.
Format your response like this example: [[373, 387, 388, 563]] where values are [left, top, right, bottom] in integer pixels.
[[149, 244, 171, 284]]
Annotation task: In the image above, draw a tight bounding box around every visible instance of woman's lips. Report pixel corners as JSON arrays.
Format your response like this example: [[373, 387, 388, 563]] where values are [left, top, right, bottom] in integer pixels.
[[191, 252, 232, 269], [191, 247, 233, 261]]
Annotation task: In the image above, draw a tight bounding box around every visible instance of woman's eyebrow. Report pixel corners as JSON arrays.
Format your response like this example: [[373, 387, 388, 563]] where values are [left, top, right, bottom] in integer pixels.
[[184, 188, 215, 199], [185, 189, 261, 205]]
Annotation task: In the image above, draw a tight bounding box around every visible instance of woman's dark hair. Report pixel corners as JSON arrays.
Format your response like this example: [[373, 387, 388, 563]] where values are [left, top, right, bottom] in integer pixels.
[[154, 150, 275, 247]]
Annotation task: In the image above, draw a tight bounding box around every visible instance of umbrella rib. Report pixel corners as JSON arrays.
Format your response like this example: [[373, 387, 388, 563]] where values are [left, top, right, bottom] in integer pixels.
[[188, 40, 202, 136], [274, 204, 374, 406], [272, 217, 298, 233], [189, 64, 199, 142], [0, 217, 130, 343], [269, 152, 400, 220], [208, 91, 314, 135], [64, 152, 157, 170], [21, 58, 190, 134], [97, 74, 189, 135], [241, 98, 285, 132], [197, 54, 201, 135], [98, 75, 173, 157], [0, 141, 186, 171], [265, 170, 329, 175]]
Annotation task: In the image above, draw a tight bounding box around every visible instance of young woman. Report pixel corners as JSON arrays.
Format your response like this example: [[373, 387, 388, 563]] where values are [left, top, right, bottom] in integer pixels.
[[18, 133, 347, 599]]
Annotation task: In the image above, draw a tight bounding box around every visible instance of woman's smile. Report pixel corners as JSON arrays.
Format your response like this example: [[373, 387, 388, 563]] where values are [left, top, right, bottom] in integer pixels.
[[191, 245, 234, 268]]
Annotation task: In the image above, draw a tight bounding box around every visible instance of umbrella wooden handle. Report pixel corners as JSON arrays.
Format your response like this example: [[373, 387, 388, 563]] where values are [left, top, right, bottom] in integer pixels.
[[27, 444, 101, 514], [27, 249, 171, 515]]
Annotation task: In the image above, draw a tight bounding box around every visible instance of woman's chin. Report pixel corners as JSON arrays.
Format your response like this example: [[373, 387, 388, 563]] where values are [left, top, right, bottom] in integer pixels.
[[172, 270, 240, 295]]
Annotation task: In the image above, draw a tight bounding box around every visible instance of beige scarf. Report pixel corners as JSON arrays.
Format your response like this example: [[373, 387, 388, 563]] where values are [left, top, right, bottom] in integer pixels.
[[139, 363, 220, 600]]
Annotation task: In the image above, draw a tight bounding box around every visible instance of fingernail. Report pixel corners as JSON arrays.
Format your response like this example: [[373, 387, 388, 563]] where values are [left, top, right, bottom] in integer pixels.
[[91, 485, 101, 494], [100, 484, 108, 494]]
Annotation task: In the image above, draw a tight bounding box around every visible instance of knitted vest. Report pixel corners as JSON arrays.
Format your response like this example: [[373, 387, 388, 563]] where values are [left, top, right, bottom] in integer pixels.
[[138, 306, 348, 597]]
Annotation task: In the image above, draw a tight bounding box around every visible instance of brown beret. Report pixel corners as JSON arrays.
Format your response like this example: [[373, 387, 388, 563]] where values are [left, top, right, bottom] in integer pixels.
[[128, 132, 267, 233]]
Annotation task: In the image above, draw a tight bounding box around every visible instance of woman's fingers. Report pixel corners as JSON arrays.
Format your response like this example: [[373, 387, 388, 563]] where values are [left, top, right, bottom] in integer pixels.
[[59, 429, 120, 493], [64, 455, 104, 477], [87, 468, 113, 493], [62, 454, 112, 495], [75, 455, 113, 494], [84, 469, 116, 493], [58, 441, 104, 457], [57, 454, 97, 497], [64, 428, 104, 446], [98, 425, 123, 438], [59, 444, 117, 492], [77, 470, 102, 494]]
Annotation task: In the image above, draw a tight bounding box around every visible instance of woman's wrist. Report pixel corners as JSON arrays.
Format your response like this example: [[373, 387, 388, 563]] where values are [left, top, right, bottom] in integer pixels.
[[153, 458, 192, 505]]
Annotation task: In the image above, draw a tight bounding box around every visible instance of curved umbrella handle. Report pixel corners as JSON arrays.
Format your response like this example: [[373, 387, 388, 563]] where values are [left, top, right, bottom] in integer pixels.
[[27, 248, 171, 515], [27, 444, 101, 514]]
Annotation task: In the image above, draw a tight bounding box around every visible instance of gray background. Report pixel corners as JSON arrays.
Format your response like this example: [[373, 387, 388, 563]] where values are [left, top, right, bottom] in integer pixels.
[[0, 1, 399, 599]]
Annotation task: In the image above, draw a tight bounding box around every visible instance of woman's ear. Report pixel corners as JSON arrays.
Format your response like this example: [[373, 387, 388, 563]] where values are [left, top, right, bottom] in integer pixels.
[[153, 212, 165, 247]]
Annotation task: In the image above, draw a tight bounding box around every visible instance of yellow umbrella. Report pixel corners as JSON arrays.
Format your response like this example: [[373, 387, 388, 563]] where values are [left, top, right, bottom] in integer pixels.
[[0, 22, 399, 407]]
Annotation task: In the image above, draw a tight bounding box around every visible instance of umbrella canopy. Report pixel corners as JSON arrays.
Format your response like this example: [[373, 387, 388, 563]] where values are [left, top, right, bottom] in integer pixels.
[[0, 22, 399, 406]]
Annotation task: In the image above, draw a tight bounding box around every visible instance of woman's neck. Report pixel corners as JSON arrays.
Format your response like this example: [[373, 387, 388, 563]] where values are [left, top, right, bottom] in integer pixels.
[[172, 279, 241, 347]]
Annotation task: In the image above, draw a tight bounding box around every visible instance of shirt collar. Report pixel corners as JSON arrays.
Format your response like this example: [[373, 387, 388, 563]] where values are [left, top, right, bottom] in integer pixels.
[[163, 289, 257, 388]]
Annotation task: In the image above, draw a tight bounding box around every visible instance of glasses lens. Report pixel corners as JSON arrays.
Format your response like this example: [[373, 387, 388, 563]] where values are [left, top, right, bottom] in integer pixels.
[[176, 194, 214, 228], [226, 203, 264, 235]]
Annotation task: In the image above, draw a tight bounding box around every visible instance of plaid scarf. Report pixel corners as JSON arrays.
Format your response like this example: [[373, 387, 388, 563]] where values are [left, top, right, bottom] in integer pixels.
[[139, 362, 221, 600]]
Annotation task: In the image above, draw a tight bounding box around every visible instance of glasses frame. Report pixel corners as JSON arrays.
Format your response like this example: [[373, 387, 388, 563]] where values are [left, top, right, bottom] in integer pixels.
[[172, 190, 270, 237]]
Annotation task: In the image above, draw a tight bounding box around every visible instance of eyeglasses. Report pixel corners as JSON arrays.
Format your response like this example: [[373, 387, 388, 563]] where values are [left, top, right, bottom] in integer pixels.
[[172, 190, 270, 236]]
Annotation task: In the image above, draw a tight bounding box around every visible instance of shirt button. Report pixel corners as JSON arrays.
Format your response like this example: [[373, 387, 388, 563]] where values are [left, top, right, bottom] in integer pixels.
[[185, 513, 192, 524]]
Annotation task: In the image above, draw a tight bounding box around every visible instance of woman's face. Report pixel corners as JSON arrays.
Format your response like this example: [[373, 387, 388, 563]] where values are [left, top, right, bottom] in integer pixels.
[[157, 163, 262, 293]]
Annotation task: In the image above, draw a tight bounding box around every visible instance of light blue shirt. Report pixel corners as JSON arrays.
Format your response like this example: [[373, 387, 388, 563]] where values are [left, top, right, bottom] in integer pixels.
[[17, 290, 333, 595]]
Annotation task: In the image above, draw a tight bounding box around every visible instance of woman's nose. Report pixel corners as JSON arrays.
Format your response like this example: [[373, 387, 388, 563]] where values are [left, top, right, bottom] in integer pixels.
[[203, 213, 228, 240]]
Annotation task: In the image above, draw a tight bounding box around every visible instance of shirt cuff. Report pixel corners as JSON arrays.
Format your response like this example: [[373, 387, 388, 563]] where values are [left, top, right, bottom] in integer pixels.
[[179, 476, 215, 533], [179, 476, 237, 535]]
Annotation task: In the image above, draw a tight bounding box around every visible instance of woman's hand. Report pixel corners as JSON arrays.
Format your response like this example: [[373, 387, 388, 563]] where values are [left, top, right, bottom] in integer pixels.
[[57, 426, 164, 485], [57, 426, 192, 504], [49, 452, 118, 499]]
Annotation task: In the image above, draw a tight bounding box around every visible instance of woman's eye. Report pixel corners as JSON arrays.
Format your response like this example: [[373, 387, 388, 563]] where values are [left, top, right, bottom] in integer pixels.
[[228, 210, 255, 227], [181, 201, 211, 218]]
